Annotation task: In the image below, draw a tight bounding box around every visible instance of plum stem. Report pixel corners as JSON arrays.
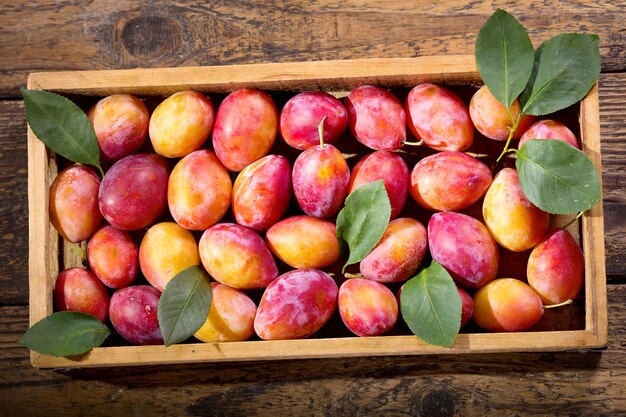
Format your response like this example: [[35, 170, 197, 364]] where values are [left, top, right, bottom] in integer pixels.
[[464, 152, 490, 158], [544, 299, 574, 309], [344, 272, 365, 279], [318, 116, 327, 148], [495, 113, 522, 163], [402, 139, 424, 147]]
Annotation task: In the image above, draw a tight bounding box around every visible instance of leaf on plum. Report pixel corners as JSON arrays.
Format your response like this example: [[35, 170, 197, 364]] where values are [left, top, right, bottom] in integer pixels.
[[400, 261, 462, 348], [516, 139, 601, 214], [157, 266, 213, 346], [336, 180, 391, 273], [19, 311, 110, 357]]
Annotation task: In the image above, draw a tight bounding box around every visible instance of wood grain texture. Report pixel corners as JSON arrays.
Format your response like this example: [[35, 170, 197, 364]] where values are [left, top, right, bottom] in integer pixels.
[[1, 0, 625, 98], [1, 284, 625, 416]]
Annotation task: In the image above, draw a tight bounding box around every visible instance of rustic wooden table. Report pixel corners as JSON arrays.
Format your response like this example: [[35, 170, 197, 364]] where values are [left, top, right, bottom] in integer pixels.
[[1, 1, 624, 415]]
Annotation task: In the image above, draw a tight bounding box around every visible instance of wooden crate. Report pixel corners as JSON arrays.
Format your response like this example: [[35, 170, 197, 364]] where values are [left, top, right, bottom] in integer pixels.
[[27, 56, 608, 368]]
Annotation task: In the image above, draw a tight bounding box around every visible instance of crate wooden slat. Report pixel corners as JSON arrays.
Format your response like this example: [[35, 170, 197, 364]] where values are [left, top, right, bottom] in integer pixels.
[[27, 56, 607, 368]]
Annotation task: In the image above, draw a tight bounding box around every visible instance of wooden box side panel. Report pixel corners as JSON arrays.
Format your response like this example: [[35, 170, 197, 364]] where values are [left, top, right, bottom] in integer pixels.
[[26, 56, 607, 368]]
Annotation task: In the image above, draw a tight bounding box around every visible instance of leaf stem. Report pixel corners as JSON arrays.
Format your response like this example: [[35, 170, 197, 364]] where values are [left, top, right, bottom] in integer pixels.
[[563, 210, 585, 229], [495, 113, 522, 163]]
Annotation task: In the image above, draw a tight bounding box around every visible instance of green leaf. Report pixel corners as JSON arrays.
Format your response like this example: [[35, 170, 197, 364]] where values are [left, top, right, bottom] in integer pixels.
[[519, 33, 600, 116], [19, 311, 110, 357], [336, 180, 391, 273], [400, 261, 461, 348], [21, 88, 103, 176], [157, 265, 213, 346], [516, 139, 601, 214], [475, 8, 534, 108]]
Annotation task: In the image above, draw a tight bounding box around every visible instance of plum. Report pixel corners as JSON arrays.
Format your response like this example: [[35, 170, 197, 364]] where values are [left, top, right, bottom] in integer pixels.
[[54, 267, 109, 323], [458, 286, 475, 327], [469, 85, 535, 141], [360, 218, 427, 283], [139, 222, 200, 292], [428, 211, 499, 289], [405, 83, 474, 151], [199, 223, 278, 289], [473, 278, 543, 332], [232, 154, 292, 231], [149, 90, 214, 158], [194, 283, 257, 343], [109, 286, 163, 345], [527, 228, 584, 304], [168, 149, 232, 230], [482, 168, 549, 252], [410, 151, 492, 212], [213, 88, 278, 171], [339, 279, 398, 337], [99, 153, 169, 231], [345, 85, 406, 151], [518, 119, 579, 149], [349, 151, 409, 219], [266, 215, 340, 269], [254, 269, 338, 340], [280, 91, 348, 150], [87, 225, 138, 289], [87, 94, 149, 162], [50, 164, 102, 243]]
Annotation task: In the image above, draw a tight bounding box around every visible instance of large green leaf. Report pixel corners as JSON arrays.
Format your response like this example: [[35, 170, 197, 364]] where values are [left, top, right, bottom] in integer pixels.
[[21, 88, 103, 175], [516, 139, 601, 214], [19, 311, 110, 357], [475, 8, 534, 109], [519, 34, 600, 116], [400, 261, 461, 348], [157, 266, 213, 346], [336, 180, 391, 273]]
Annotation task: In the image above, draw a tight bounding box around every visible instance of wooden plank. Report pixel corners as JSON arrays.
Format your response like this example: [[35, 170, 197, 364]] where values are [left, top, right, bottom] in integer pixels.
[[1, 284, 625, 415], [1, 0, 626, 98]]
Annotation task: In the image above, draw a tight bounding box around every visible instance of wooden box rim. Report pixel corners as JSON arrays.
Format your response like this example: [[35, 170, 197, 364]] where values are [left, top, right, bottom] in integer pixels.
[[26, 55, 608, 368]]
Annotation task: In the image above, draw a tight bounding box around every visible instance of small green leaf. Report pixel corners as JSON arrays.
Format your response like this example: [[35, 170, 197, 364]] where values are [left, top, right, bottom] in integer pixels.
[[519, 33, 600, 116], [21, 88, 103, 175], [157, 266, 213, 346], [20, 311, 110, 357], [336, 180, 391, 273], [400, 261, 461, 348], [475, 8, 534, 108], [516, 139, 601, 214]]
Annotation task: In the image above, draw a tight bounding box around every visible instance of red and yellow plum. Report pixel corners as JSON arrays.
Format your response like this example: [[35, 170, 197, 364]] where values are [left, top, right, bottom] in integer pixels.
[[410, 151, 492, 212], [482, 168, 549, 252], [168, 149, 232, 230], [109, 285, 163, 345], [292, 141, 349, 218], [99, 153, 169, 230], [280, 91, 348, 150], [213, 88, 278, 171], [194, 283, 257, 343], [50, 164, 102, 243], [349, 151, 409, 219], [458, 286, 474, 327], [199, 223, 278, 289], [428, 211, 499, 289], [339, 279, 398, 337], [266, 216, 340, 269], [469, 85, 535, 141], [254, 269, 338, 340], [473, 278, 543, 332], [87, 94, 149, 162], [360, 218, 427, 283], [345, 85, 406, 151], [405, 83, 474, 151], [518, 119, 579, 149], [527, 228, 584, 304], [87, 225, 138, 289], [54, 267, 109, 323], [232, 154, 292, 231], [139, 222, 199, 292], [149, 90, 214, 158]]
